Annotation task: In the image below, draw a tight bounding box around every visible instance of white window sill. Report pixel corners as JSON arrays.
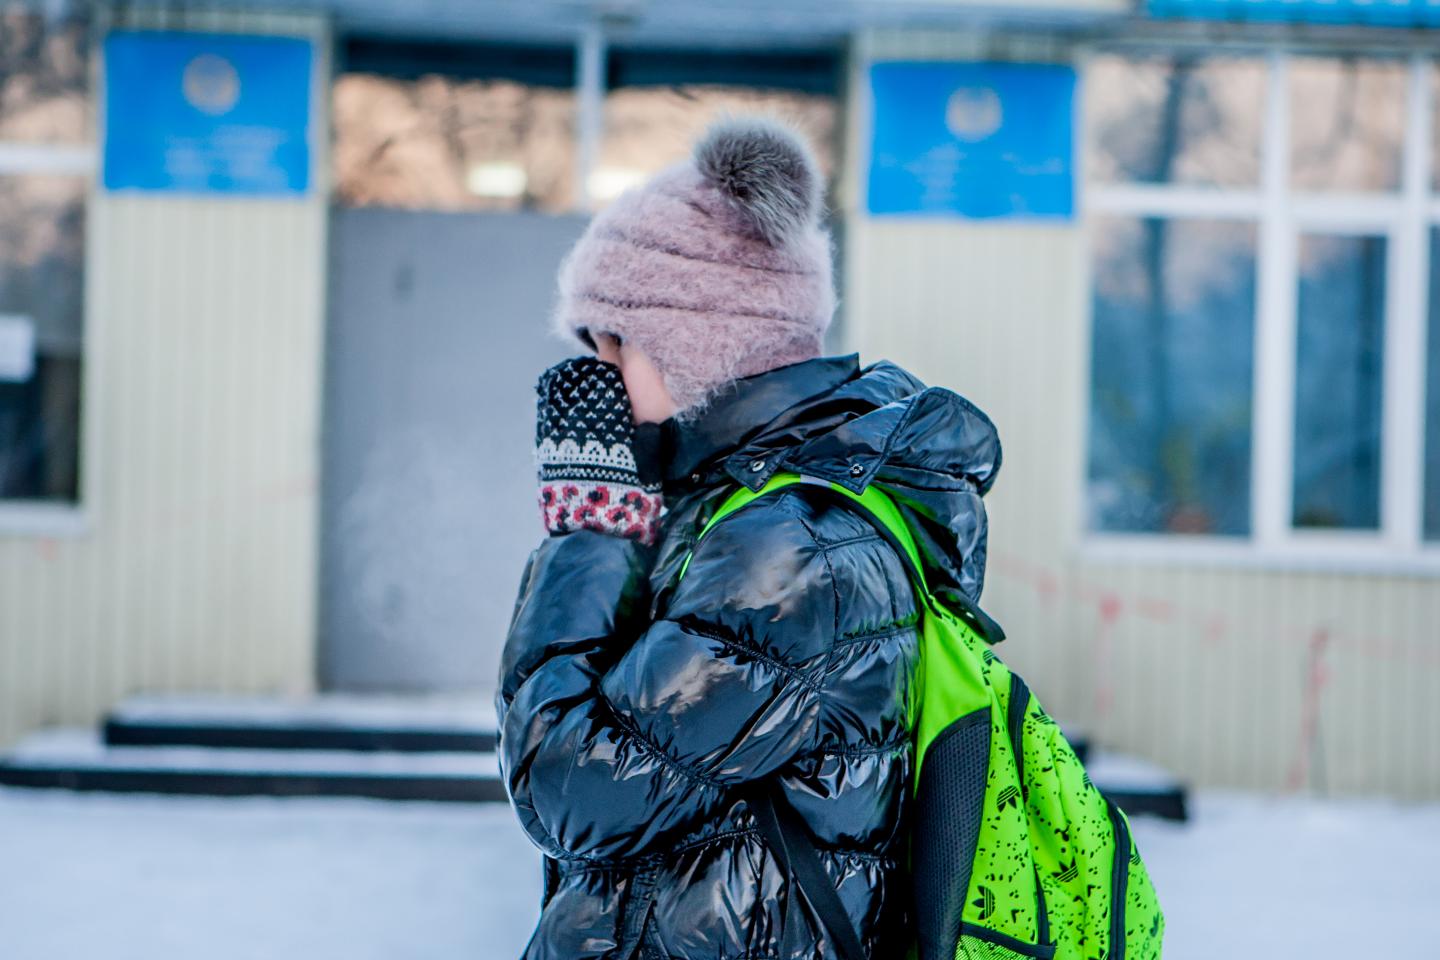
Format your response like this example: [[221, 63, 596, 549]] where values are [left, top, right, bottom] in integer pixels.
[[0, 501, 92, 538], [1081, 533, 1440, 577]]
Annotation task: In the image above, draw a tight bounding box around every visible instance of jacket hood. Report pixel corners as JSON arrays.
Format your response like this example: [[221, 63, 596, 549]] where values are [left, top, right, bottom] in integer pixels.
[[657, 352, 1002, 605]]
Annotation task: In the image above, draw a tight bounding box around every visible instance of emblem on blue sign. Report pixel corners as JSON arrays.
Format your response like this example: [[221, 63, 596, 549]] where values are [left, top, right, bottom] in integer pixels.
[[104, 32, 312, 196], [182, 54, 242, 115], [867, 61, 1075, 219]]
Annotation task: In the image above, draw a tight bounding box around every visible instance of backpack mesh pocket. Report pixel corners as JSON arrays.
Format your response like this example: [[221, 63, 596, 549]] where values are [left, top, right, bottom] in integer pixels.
[[956, 926, 1059, 960], [913, 708, 990, 960], [956, 930, 1057, 960]]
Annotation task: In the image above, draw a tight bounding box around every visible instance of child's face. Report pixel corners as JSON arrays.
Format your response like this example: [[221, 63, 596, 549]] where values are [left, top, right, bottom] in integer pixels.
[[593, 331, 677, 424]]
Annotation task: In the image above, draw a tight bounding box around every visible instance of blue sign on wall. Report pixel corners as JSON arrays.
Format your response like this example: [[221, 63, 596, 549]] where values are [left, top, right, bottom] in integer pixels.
[[104, 32, 313, 195], [867, 61, 1075, 220], [1149, 0, 1440, 26]]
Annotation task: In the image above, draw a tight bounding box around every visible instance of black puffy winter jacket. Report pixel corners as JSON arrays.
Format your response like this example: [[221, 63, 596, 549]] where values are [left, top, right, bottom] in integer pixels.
[[495, 353, 1002, 960]]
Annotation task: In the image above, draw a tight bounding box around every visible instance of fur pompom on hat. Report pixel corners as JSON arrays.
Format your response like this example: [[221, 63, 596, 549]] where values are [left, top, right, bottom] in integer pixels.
[[552, 116, 835, 419]]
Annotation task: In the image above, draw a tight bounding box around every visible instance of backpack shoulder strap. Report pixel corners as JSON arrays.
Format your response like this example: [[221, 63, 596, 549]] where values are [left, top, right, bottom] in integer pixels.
[[679, 471, 1003, 642], [681, 471, 924, 581], [678, 472, 999, 956], [792, 476, 1006, 644], [749, 782, 870, 960]]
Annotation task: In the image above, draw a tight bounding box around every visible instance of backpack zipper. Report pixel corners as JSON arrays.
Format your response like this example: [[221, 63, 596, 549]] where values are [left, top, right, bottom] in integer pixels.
[[1004, 674, 1049, 946], [1006, 674, 1029, 792], [1104, 798, 1131, 960]]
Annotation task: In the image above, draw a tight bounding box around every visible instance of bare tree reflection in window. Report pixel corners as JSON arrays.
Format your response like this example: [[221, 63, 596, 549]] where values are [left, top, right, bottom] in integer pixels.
[[333, 74, 577, 212], [0, 10, 90, 145], [1139, 61, 1190, 525], [0, 10, 89, 503], [1426, 227, 1440, 539], [333, 72, 838, 213], [1293, 234, 1386, 529], [1090, 215, 1257, 535], [1290, 57, 1404, 192], [0, 175, 84, 500], [595, 85, 836, 204], [1087, 54, 1263, 187]]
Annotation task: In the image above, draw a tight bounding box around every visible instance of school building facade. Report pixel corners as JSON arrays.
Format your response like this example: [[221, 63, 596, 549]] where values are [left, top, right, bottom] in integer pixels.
[[0, 0, 1437, 799]]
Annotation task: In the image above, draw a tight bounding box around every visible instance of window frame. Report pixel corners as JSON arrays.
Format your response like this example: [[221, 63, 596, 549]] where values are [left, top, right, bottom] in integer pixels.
[[1078, 48, 1440, 574], [0, 90, 97, 536]]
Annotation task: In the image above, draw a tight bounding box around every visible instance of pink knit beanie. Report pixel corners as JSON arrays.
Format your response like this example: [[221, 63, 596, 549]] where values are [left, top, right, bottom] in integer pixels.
[[552, 116, 836, 420]]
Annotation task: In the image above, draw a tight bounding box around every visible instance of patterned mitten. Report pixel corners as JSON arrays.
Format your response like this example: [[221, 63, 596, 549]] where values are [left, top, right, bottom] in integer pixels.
[[534, 357, 664, 545]]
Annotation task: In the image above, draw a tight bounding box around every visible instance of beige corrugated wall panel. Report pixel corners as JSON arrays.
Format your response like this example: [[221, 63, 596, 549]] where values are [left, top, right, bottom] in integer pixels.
[[0, 9, 329, 749], [845, 31, 1440, 801]]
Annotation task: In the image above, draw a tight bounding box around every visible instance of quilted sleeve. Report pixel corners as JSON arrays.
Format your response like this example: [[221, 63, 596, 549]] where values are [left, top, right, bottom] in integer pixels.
[[494, 495, 836, 862]]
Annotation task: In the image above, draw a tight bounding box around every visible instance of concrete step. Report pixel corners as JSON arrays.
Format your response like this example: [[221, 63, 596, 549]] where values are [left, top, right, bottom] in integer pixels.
[[1086, 748, 1189, 822], [103, 693, 498, 754], [0, 729, 506, 803], [4, 694, 1184, 819], [1, 727, 1186, 819]]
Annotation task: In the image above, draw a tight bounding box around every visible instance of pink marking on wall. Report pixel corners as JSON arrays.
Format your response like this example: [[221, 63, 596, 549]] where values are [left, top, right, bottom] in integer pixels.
[[1092, 591, 1123, 722], [1285, 628, 1331, 793]]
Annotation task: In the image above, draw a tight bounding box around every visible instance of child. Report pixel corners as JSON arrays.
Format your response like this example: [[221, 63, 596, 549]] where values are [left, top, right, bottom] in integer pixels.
[[495, 117, 1001, 960]]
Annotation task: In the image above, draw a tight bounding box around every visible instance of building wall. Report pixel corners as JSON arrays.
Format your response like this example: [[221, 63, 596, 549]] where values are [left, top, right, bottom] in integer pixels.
[[0, 9, 328, 748], [843, 29, 1440, 800]]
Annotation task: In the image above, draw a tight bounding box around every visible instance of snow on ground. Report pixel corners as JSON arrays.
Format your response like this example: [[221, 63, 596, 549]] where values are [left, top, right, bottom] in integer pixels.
[[1128, 791, 1440, 958], [7, 728, 499, 775], [109, 693, 497, 731], [0, 790, 542, 960], [0, 786, 1435, 959]]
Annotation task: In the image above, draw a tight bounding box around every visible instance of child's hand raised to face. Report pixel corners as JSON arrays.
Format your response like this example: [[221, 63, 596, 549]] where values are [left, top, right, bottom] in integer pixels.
[[533, 354, 664, 545]]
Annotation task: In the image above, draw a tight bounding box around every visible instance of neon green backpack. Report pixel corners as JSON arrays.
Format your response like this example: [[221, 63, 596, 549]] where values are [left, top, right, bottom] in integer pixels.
[[680, 472, 1164, 960]]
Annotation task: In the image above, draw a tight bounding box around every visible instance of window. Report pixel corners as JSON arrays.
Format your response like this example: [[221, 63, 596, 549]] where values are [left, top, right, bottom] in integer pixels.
[[1292, 232, 1386, 530], [0, 10, 90, 510], [1086, 51, 1440, 567], [331, 41, 840, 213], [1088, 55, 1264, 188], [1427, 228, 1440, 540], [1290, 58, 1405, 192], [1088, 216, 1256, 535], [595, 85, 837, 205], [332, 70, 578, 212]]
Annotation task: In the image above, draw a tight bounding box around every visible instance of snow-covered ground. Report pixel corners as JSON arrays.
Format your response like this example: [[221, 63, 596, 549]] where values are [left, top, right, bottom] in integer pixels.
[[0, 786, 1434, 959], [0, 790, 541, 960]]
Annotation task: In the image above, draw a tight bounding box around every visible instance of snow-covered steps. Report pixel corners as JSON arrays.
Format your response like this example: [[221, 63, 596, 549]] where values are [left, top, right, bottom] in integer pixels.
[[0, 728, 507, 802], [1057, 729, 1186, 821], [1087, 749, 1188, 822], [103, 694, 498, 754], [1, 694, 1184, 819], [0, 694, 509, 803]]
